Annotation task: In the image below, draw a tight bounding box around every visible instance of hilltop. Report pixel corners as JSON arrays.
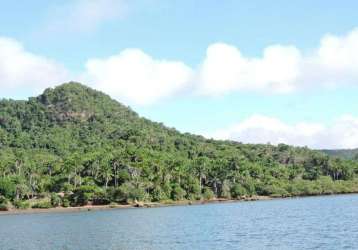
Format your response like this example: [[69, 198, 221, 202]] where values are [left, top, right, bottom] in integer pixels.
[[0, 82, 357, 210]]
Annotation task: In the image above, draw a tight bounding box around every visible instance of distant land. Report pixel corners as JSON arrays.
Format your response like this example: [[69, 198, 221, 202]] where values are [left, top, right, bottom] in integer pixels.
[[321, 149, 358, 160], [0, 82, 357, 211]]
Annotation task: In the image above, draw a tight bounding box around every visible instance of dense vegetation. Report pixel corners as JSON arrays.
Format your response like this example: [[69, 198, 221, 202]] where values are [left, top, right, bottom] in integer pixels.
[[1, 82, 358, 210], [322, 149, 358, 160]]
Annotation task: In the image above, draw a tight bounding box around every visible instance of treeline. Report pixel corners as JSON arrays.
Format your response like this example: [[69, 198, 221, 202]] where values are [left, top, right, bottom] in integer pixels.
[[322, 149, 358, 160], [1, 83, 358, 210]]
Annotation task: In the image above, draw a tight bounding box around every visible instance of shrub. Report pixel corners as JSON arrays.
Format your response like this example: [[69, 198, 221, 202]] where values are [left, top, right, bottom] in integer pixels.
[[13, 200, 30, 209], [111, 183, 148, 203], [92, 189, 111, 205], [32, 201, 52, 209], [243, 180, 257, 195], [202, 187, 215, 200], [70, 185, 110, 206], [0, 178, 16, 199], [0, 195, 7, 204], [0, 203, 9, 211], [171, 184, 186, 201], [184, 178, 201, 200], [70, 186, 96, 206], [0, 196, 9, 211], [231, 184, 247, 198], [260, 184, 289, 197], [63, 183, 74, 192], [220, 181, 231, 199], [151, 186, 170, 202], [50, 193, 62, 207], [62, 197, 70, 207]]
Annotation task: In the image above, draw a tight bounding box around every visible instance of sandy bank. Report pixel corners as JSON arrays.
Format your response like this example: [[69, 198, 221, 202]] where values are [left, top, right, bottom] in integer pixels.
[[0, 196, 271, 215]]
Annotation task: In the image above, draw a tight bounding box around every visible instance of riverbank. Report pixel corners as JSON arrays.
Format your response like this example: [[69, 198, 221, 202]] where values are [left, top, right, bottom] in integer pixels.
[[2, 192, 358, 215], [0, 196, 272, 215]]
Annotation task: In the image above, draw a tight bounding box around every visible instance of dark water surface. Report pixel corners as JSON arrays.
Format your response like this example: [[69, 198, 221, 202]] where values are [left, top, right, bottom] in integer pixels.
[[0, 194, 358, 250]]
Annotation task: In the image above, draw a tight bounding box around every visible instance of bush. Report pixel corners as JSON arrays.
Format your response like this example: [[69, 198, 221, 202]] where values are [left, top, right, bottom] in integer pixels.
[[0, 203, 9, 211], [92, 189, 111, 205], [111, 183, 148, 203], [62, 197, 70, 207], [260, 184, 289, 197], [231, 184, 247, 198], [62, 183, 74, 192], [70, 186, 97, 206], [32, 201, 52, 209], [0, 178, 16, 199], [70, 185, 110, 206], [220, 181, 231, 199], [151, 186, 170, 202], [50, 193, 62, 207], [184, 178, 201, 200], [243, 180, 256, 195], [13, 200, 30, 209], [0, 195, 7, 204], [171, 184, 186, 201], [0, 196, 9, 211], [202, 187, 215, 200]]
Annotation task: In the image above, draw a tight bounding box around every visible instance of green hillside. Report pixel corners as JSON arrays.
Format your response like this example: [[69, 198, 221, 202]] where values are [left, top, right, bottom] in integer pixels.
[[1, 82, 358, 210], [322, 149, 358, 160]]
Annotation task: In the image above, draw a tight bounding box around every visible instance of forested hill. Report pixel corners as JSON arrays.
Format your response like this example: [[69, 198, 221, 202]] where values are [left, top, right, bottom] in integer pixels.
[[0, 82, 358, 210], [321, 149, 358, 160]]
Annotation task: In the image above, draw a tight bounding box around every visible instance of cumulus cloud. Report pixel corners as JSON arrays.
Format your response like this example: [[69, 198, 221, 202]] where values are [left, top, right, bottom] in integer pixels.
[[198, 43, 301, 94], [0, 37, 68, 97], [44, 0, 127, 33], [197, 28, 358, 95], [81, 28, 358, 105], [2, 28, 358, 105], [208, 115, 358, 149], [83, 49, 193, 105]]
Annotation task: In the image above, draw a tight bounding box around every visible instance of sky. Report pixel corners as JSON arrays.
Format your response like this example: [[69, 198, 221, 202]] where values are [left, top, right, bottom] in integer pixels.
[[1, 0, 358, 149]]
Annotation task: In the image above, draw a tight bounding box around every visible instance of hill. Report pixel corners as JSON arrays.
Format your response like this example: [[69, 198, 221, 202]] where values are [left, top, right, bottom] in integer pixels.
[[322, 149, 358, 160], [0, 82, 358, 210]]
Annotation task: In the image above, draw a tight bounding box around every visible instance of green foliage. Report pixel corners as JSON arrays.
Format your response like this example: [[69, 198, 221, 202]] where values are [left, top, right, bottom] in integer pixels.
[[50, 193, 62, 207], [0, 82, 357, 208], [32, 200, 52, 209], [0, 203, 9, 211], [0, 196, 10, 211], [62, 196, 70, 208], [70, 186, 106, 206], [171, 184, 186, 201], [231, 184, 247, 198], [151, 186, 170, 201], [110, 183, 148, 203], [202, 187, 215, 200], [13, 200, 30, 209], [0, 178, 16, 199], [322, 149, 358, 160]]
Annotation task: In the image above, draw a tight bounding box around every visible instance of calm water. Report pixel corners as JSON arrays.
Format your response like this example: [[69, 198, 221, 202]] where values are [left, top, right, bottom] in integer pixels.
[[0, 194, 358, 250]]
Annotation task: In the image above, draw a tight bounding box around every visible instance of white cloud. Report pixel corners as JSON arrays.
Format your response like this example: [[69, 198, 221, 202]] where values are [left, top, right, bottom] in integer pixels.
[[198, 43, 301, 94], [45, 0, 127, 33], [2, 28, 358, 106], [208, 115, 358, 149], [81, 28, 358, 105], [197, 28, 358, 95], [0, 37, 68, 97], [0, 36, 193, 104], [83, 49, 193, 105]]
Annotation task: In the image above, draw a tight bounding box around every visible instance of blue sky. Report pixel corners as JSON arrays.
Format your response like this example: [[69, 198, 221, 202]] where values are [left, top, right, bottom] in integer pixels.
[[1, 0, 358, 149]]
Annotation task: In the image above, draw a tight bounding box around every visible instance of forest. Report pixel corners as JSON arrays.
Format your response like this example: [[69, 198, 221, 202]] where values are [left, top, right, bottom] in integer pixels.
[[1, 82, 358, 210]]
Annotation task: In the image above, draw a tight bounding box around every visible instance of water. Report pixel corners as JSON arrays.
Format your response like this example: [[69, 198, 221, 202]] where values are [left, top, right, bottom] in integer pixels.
[[0, 194, 357, 250]]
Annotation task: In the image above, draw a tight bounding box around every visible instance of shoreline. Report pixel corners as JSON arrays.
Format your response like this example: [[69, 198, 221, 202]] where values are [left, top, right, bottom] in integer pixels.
[[1, 193, 357, 215], [0, 196, 270, 215]]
